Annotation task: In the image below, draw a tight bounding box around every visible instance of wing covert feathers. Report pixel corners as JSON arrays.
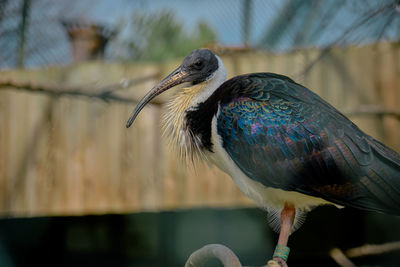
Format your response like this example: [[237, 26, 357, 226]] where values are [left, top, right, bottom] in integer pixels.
[[214, 73, 400, 215]]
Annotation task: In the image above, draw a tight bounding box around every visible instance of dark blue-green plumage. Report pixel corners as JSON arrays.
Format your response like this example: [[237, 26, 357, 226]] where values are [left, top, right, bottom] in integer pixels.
[[195, 73, 400, 215]]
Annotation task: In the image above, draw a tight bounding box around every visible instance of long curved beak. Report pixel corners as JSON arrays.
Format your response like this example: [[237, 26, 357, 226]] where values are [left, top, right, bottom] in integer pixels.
[[126, 66, 188, 128]]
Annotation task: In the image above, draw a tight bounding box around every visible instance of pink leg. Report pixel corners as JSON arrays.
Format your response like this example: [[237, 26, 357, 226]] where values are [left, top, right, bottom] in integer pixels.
[[272, 203, 296, 267]]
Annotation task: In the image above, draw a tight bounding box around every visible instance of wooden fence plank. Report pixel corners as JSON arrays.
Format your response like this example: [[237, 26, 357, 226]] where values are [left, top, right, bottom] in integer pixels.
[[0, 42, 399, 217]]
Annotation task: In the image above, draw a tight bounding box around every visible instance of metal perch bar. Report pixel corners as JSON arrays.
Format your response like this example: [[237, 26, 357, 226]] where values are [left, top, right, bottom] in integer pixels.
[[185, 241, 400, 267], [184, 244, 283, 267], [185, 244, 243, 267]]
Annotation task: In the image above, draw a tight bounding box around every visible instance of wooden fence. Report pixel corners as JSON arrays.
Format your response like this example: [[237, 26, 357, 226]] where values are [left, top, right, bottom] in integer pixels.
[[0, 41, 399, 217]]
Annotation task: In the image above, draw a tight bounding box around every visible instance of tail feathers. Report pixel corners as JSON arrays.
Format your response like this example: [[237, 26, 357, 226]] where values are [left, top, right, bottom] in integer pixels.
[[364, 168, 400, 216], [358, 138, 400, 216], [357, 171, 400, 216]]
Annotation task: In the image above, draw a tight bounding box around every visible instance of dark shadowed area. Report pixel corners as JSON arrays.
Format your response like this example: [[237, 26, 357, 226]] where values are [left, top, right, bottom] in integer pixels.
[[0, 207, 400, 267]]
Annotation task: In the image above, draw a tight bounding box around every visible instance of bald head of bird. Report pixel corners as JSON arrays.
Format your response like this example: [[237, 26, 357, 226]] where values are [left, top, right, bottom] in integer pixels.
[[126, 49, 225, 129]]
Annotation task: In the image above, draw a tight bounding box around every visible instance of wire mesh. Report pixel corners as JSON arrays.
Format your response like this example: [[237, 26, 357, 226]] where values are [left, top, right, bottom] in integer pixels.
[[0, 0, 399, 69]]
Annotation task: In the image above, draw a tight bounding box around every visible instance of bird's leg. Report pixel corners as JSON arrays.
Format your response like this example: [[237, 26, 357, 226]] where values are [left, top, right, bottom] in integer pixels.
[[272, 203, 295, 267]]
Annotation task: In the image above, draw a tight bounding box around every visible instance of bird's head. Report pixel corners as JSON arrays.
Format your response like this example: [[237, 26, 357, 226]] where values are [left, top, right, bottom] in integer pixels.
[[126, 49, 225, 128]]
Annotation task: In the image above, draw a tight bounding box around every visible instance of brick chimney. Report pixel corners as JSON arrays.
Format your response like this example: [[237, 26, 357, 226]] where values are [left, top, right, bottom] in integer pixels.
[[62, 20, 115, 62]]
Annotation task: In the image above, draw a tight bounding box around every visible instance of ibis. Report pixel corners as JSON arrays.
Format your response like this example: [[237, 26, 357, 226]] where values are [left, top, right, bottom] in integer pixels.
[[126, 49, 400, 265]]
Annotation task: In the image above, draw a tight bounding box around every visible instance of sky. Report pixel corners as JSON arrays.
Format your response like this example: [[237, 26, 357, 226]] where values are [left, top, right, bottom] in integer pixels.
[[53, 0, 284, 46]]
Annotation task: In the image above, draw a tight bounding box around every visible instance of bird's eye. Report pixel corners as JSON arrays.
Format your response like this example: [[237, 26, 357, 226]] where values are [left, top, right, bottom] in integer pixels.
[[193, 60, 203, 69]]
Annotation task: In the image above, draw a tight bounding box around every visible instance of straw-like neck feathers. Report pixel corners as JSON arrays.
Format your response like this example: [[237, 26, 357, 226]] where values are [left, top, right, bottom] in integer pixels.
[[162, 56, 226, 160]]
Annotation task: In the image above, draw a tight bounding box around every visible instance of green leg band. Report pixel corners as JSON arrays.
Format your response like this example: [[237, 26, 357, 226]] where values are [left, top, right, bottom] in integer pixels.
[[273, 244, 290, 261]]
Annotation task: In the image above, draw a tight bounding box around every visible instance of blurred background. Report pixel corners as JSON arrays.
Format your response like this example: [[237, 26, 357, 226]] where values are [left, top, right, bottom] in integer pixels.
[[1, 0, 400, 266]]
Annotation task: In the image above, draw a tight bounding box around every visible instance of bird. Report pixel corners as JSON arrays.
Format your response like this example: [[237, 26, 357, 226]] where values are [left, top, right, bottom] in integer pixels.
[[126, 49, 400, 266]]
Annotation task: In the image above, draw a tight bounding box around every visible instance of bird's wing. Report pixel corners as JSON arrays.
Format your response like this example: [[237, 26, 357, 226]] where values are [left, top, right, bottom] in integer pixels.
[[216, 73, 400, 215]]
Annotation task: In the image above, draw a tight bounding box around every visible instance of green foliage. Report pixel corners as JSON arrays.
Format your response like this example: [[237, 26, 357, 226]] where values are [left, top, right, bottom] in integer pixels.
[[120, 10, 217, 62]]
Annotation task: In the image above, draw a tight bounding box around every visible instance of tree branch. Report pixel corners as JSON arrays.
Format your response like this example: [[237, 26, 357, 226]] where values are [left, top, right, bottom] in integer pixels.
[[3, 80, 399, 121], [330, 248, 357, 267], [296, 1, 396, 79], [345, 241, 400, 258], [0, 74, 164, 106], [331, 241, 400, 267]]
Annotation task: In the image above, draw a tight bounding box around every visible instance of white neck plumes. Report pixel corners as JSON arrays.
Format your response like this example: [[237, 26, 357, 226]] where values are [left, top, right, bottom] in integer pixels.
[[162, 56, 227, 160]]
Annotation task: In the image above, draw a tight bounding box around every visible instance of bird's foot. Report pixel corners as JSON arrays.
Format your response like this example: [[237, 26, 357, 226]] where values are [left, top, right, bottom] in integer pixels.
[[269, 257, 288, 267]]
